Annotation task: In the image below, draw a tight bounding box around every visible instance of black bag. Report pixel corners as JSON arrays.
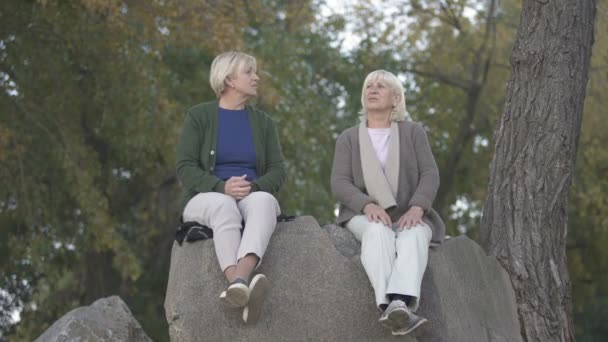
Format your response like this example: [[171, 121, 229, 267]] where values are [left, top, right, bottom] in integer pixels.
[[175, 214, 296, 246], [174, 221, 214, 246]]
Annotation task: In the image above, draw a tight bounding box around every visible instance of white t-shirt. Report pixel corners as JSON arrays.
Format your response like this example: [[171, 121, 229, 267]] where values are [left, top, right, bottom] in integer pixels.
[[367, 128, 391, 170]]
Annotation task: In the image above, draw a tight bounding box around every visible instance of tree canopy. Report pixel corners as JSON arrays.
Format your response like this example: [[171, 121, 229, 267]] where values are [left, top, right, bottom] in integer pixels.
[[0, 1, 605, 340]]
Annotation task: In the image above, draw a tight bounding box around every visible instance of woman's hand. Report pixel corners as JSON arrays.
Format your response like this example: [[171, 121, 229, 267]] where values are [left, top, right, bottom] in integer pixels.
[[397, 206, 424, 230], [363, 203, 392, 227], [224, 175, 252, 200]]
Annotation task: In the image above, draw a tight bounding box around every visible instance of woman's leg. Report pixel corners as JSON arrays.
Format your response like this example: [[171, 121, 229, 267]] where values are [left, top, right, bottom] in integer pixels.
[[386, 223, 432, 312], [347, 215, 397, 309], [182, 192, 243, 281], [235, 191, 280, 323], [235, 191, 281, 281]]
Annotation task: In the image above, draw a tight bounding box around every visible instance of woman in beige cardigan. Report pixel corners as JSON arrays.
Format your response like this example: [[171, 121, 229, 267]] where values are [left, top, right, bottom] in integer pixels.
[[330, 70, 445, 336]]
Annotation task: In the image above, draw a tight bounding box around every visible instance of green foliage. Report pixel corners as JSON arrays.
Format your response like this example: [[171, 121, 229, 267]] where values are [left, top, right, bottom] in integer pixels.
[[0, 0, 605, 341], [0, 0, 345, 340], [0, 0, 190, 339]]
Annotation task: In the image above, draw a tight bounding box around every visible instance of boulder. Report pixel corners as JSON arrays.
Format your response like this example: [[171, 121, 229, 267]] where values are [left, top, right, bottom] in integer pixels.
[[164, 216, 521, 341], [35, 296, 152, 342], [322, 223, 361, 261]]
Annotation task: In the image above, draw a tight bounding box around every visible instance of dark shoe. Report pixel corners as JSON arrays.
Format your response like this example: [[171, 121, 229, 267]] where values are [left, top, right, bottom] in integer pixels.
[[219, 279, 249, 308], [242, 274, 270, 324], [392, 313, 428, 336], [378, 300, 410, 330]]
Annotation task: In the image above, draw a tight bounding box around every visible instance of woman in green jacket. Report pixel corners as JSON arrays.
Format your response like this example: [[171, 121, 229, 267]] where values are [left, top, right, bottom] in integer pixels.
[[176, 51, 286, 324]]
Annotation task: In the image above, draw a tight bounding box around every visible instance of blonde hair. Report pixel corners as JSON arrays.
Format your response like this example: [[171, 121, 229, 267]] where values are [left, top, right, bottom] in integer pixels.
[[209, 51, 257, 98], [359, 70, 407, 122]]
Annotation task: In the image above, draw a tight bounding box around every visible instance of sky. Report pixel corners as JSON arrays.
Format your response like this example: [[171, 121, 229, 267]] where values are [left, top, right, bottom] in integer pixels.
[[322, 0, 481, 53], [320, 0, 394, 52]]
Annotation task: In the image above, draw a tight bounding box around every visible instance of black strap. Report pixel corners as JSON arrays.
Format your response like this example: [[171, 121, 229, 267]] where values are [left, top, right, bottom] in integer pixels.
[[277, 214, 296, 222], [175, 214, 296, 246], [175, 222, 214, 246]]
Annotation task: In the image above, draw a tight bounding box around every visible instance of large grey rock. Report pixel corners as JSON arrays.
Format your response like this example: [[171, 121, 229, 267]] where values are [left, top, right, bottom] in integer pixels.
[[322, 223, 360, 260], [165, 216, 522, 342], [420, 236, 522, 342], [36, 296, 152, 342]]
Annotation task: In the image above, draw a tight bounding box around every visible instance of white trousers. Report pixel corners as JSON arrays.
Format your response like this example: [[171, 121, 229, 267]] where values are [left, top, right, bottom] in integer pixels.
[[182, 192, 281, 272], [347, 215, 432, 311]]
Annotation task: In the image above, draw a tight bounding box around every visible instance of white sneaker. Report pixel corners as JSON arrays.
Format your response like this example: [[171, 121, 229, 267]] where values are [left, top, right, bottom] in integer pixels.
[[219, 280, 249, 308], [242, 274, 270, 324], [378, 300, 410, 331], [392, 314, 428, 336]]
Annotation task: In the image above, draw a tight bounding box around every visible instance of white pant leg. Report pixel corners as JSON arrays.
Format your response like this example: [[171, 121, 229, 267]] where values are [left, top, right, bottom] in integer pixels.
[[347, 215, 397, 308], [236, 192, 281, 266], [386, 223, 432, 312], [182, 192, 243, 272]]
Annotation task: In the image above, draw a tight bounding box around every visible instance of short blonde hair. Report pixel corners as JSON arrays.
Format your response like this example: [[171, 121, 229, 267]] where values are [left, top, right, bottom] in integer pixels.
[[359, 70, 407, 122], [209, 51, 257, 98]]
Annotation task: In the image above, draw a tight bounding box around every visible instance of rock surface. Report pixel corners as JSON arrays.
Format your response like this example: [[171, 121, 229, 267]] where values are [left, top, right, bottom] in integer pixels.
[[35, 296, 152, 342], [165, 216, 522, 342]]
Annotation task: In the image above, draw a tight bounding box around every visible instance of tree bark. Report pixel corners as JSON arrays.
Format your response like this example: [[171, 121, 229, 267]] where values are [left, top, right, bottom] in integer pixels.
[[479, 1, 596, 341]]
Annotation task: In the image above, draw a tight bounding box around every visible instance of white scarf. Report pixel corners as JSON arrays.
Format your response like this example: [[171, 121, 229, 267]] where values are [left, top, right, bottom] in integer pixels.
[[359, 121, 400, 209]]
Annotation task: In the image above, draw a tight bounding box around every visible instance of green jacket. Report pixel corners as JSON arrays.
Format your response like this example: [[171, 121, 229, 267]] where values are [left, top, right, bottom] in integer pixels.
[[176, 101, 287, 214]]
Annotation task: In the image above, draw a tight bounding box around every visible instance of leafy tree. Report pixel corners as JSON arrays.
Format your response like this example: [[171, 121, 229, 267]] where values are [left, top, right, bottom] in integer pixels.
[[0, 0, 185, 339], [0, 0, 605, 341], [0, 0, 347, 340]]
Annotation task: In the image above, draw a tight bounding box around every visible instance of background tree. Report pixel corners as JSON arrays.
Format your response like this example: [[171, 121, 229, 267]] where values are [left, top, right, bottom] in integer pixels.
[[0, 0, 346, 340], [479, 0, 596, 341], [567, 1, 608, 339], [0, 1, 185, 339], [0, 0, 605, 341]]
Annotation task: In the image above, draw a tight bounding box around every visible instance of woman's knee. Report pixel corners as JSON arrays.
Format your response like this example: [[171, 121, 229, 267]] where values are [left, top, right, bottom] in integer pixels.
[[242, 191, 280, 214], [213, 196, 243, 225], [246, 191, 278, 205], [183, 192, 240, 223], [397, 223, 432, 244], [413, 223, 432, 240], [362, 223, 392, 243]]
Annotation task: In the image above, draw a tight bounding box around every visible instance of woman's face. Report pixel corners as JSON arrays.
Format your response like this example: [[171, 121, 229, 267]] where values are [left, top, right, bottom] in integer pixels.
[[363, 78, 398, 114], [227, 63, 259, 98]]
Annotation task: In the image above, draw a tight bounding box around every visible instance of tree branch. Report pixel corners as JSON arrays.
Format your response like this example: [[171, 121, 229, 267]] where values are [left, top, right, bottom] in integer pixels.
[[404, 67, 470, 90], [440, 0, 463, 32]]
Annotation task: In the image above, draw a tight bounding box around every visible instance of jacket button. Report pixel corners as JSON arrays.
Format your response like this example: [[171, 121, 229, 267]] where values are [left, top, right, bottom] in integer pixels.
[[210, 150, 215, 155]]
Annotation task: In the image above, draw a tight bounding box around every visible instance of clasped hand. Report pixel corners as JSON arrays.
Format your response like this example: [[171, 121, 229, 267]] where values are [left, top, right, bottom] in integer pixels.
[[363, 203, 424, 230], [224, 174, 251, 200]]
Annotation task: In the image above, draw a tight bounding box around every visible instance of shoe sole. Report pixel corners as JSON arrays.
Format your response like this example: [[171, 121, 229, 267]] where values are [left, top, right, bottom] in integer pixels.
[[220, 283, 249, 308], [379, 307, 409, 330], [392, 317, 428, 336], [242, 274, 270, 324]]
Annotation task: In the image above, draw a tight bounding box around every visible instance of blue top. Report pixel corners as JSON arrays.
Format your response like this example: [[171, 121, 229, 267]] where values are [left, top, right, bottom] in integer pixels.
[[214, 107, 258, 181]]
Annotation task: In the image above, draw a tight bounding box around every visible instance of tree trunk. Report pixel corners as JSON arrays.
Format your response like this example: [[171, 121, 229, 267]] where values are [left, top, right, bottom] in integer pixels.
[[479, 1, 596, 341]]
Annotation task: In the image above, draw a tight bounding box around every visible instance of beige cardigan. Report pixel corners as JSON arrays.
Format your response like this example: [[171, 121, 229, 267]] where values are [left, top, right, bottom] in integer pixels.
[[330, 121, 445, 244]]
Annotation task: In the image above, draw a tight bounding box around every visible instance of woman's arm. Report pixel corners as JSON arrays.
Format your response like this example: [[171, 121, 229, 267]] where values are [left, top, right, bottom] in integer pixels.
[[251, 116, 286, 193], [175, 112, 226, 193], [331, 131, 375, 213], [408, 123, 440, 210]]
